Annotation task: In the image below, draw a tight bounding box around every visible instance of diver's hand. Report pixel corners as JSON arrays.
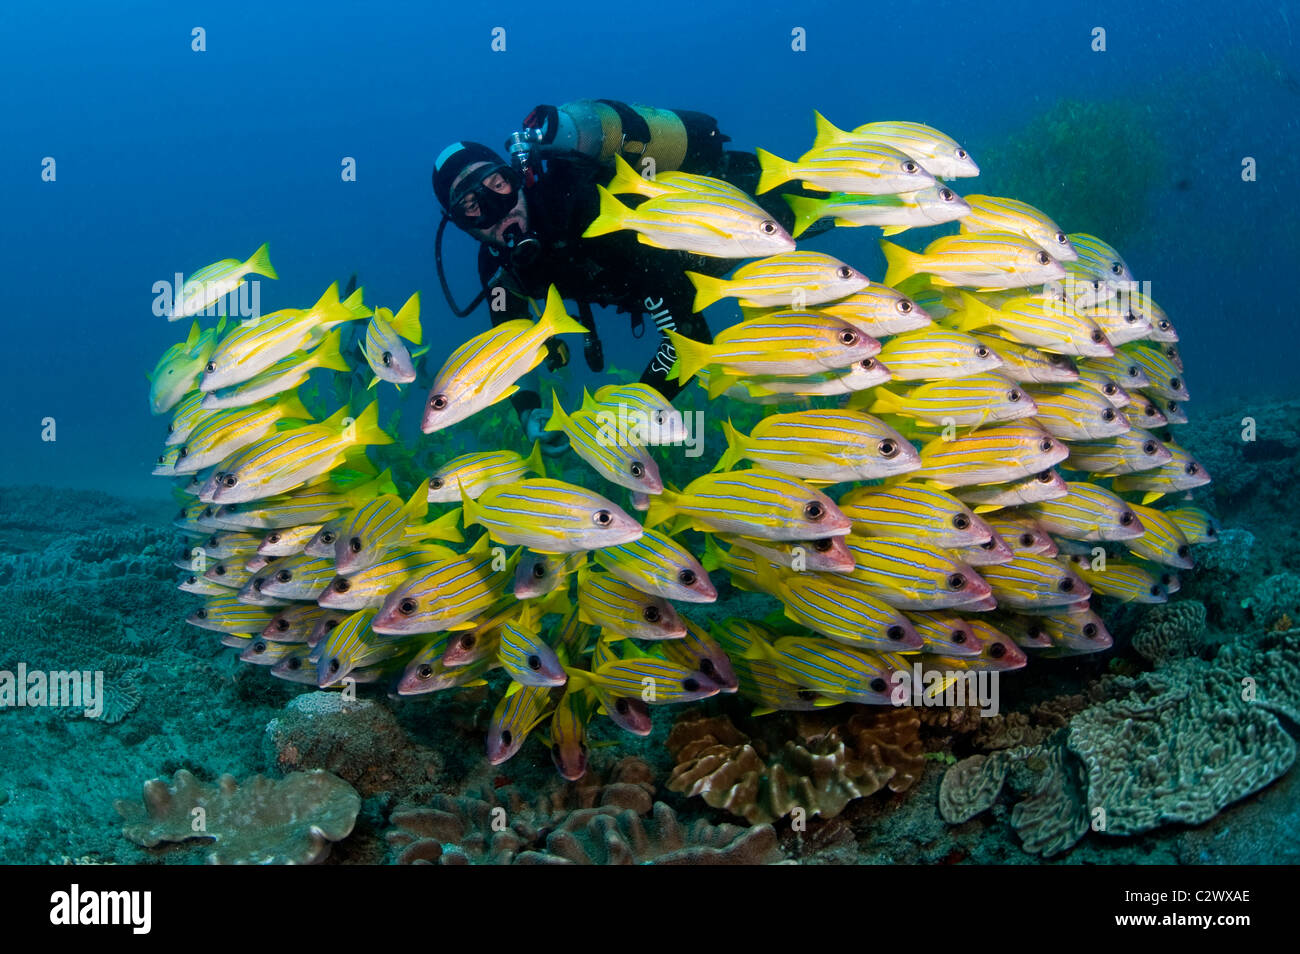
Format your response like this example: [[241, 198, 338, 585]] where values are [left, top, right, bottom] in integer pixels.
[[522, 408, 569, 457]]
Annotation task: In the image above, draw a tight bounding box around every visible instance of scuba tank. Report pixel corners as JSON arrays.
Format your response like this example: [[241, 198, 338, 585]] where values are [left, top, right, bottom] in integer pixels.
[[507, 99, 731, 184]]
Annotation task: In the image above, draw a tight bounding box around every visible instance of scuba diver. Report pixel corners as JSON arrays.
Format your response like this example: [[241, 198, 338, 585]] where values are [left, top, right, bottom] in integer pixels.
[[432, 99, 811, 455]]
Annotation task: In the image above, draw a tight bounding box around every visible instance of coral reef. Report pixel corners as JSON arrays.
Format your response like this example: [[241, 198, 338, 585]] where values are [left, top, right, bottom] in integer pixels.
[[1244, 574, 1300, 632], [665, 708, 923, 825], [115, 768, 361, 864], [1132, 601, 1209, 664]]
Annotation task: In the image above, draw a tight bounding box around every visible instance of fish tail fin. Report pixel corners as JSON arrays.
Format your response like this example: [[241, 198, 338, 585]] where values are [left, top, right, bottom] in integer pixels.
[[404, 479, 432, 521], [524, 440, 547, 478], [754, 147, 793, 194], [782, 194, 825, 239], [312, 327, 351, 373], [685, 271, 727, 312], [341, 285, 371, 319], [607, 154, 655, 197], [665, 329, 712, 385], [705, 370, 738, 401], [700, 534, 727, 572], [867, 386, 903, 415], [880, 240, 922, 288], [350, 400, 393, 446], [276, 389, 313, 422], [714, 420, 747, 472], [545, 389, 570, 433], [953, 291, 996, 331], [422, 506, 465, 543], [811, 110, 850, 150], [246, 242, 277, 280], [643, 487, 680, 531], [391, 292, 422, 344], [537, 285, 589, 337], [459, 482, 484, 530], [582, 186, 630, 238]]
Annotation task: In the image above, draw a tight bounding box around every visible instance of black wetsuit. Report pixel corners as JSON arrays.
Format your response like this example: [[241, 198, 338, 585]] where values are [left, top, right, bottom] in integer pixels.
[[472, 151, 797, 418]]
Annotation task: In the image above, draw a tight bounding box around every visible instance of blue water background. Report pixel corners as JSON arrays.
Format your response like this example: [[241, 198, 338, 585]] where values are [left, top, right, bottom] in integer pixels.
[[0, 0, 1295, 497]]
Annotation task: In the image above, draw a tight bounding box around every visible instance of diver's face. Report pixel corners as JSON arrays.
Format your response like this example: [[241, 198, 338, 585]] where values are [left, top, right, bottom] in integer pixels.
[[452, 162, 529, 248]]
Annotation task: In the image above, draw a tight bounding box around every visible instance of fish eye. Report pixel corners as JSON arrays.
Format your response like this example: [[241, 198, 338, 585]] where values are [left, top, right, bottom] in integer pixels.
[[1127, 366, 1140, 379], [1019, 533, 1034, 547], [1111, 262, 1123, 275], [1177, 545, 1190, 559], [630, 462, 645, 478], [1083, 623, 1099, 638], [878, 439, 899, 458], [222, 474, 238, 487], [275, 617, 290, 631], [532, 562, 547, 579], [461, 634, 476, 649], [1142, 440, 1158, 455], [1120, 511, 1136, 526], [1124, 312, 1137, 323], [796, 688, 817, 702], [1090, 330, 1105, 343], [940, 188, 954, 200], [1159, 320, 1171, 331], [1169, 377, 1182, 391], [324, 619, 339, 631], [760, 220, 777, 235], [1036, 251, 1050, 265], [186, 575, 197, 585], [989, 641, 1007, 659], [975, 345, 990, 358], [1058, 577, 1075, 592], [348, 536, 362, 553], [897, 299, 914, 313], [253, 641, 267, 653], [615, 699, 630, 714], [699, 658, 717, 676], [287, 657, 302, 670], [527, 654, 542, 671], [1036, 471, 1054, 483], [593, 509, 613, 526], [1007, 389, 1022, 402], [328, 659, 340, 674], [947, 573, 967, 590], [813, 538, 833, 552], [1165, 400, 1177, 412], [252, 578, 265, 591], [430, 477, 444, 489], [803, 501, 826, 521], [267, 532, 281, 543], [838, 329, 858, 345], [886, 625, 904, 640], [214, 565, 226, 576], [956, 149, 968, 159], [501, 730, 513, 746], [952, 629, 967, 644], [1103, 383, 1118, 395], [333, 578, 350, 592], [1055, 232, 1067, 245], [429, 394, 448, 410], [205, 362, 215, 373], [417, 664, 433, 679], [1142, 403, 1156, 417], [859, 358, 877, 370], [979, 539, 995, 550], [1150, 585, 1161, 596], [869, 677, 888, 693], [276, 569, 291, 583], [156, 454, 166, 464], [643, 605, 662, 623], [1186, 462, 1199, 474], [952, 513, 971, 530], [399, 598, 418, 615], [836, 265, 854, 280], [381, 351, 393, 367], [1102, 408, 1116, 422], [682, 677, 700, 692], [1038, 438, 1054, 452], [195, 609, 207, 619], [322, 531, 336, 543], [677, 568, 697, 585]]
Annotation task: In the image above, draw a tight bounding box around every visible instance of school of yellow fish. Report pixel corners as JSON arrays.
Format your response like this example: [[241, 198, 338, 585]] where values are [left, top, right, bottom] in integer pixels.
[[150, 110, 1216, 781]]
